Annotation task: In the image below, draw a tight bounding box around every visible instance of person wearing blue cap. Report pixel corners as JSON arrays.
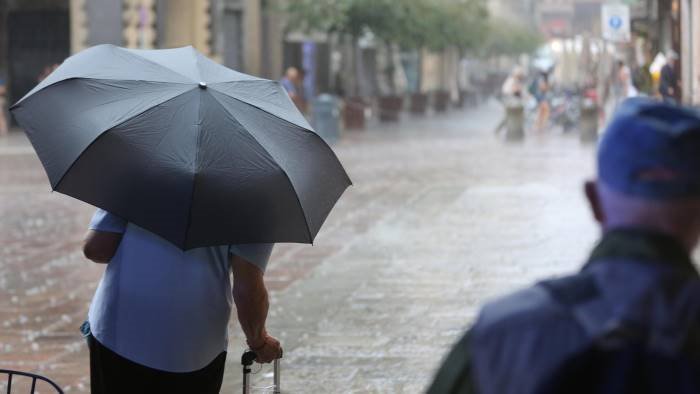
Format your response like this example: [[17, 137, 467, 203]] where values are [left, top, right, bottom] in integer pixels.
[[428, 98, 700, 394]]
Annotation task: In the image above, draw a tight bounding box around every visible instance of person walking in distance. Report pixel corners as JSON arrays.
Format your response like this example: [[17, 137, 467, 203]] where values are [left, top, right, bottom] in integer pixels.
[[659, 51, 680, 104]]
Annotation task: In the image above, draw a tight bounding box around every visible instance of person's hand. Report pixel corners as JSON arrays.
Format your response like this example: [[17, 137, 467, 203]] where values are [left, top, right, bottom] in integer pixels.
[[248, 333, 283, 363]]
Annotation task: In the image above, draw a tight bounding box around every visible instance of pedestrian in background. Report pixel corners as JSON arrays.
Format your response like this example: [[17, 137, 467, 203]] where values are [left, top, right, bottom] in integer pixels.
[[501, 67, 526, 101], [429, 99, 700, 394], [0, 77, 8, 135], [616, 60, 637, 99], [530, 71, 550, 131], [280, 66, 306, 112], [632, 50, 654, 97], [37, 63, 59, 83], [659, 51, 679, 104], [297, 68, 309, 113]]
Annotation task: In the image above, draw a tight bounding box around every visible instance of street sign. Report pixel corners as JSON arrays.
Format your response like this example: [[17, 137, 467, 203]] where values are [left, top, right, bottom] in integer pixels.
[[602, 4, 631, 42]]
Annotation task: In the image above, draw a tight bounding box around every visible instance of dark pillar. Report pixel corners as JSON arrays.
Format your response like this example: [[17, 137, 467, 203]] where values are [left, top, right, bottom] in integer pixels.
[[6, 0, 70, 105]]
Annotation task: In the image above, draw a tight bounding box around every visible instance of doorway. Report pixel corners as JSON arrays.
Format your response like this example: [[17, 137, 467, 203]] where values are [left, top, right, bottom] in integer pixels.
[[7, 8, 70, 105]]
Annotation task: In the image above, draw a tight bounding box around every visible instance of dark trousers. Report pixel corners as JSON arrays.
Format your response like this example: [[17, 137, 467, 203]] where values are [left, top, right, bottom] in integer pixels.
[[88, 335, 226, 394]]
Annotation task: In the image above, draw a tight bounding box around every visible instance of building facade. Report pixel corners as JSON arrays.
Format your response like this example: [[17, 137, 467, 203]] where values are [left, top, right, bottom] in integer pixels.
[[0, 0, 291, 112], [680, 0, 699, 104]]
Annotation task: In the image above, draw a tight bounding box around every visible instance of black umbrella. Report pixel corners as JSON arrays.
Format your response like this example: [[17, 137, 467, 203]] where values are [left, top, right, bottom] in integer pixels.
[[11, 45, 351, 249]]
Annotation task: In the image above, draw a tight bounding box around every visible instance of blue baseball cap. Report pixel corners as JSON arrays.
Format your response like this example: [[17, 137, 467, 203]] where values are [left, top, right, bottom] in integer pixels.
[[598, 98, 700, 199]]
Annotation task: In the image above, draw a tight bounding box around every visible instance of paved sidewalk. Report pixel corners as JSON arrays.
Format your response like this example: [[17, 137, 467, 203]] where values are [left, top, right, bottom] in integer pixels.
[[224, 101, 598, 393], [0, 101, 599, 393]]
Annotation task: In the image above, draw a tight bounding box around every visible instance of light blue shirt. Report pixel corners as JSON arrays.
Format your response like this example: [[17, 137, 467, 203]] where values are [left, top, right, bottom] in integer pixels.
[[87, 209, 273, 372]]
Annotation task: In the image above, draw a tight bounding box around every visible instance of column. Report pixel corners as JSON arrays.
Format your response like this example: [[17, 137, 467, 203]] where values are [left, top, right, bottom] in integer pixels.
[[69, 0, 87, 53], [692, 0, 700, 105], [159, 0, 210, 54], [681, 0, 692, 103], [123, 0, 156, 49], [244, 0, 262, 75], [86, 0, 123, 47]]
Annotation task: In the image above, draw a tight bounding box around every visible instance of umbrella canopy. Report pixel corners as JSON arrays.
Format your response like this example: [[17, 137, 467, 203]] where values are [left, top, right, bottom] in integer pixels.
[[11, 44, 351, 250]]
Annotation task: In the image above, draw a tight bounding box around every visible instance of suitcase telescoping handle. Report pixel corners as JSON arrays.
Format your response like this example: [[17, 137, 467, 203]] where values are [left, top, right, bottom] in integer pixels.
[[242, 350, 280, 394]]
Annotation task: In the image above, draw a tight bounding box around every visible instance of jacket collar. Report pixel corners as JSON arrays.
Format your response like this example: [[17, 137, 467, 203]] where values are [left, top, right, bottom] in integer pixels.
[[586, 227, 697, 276]]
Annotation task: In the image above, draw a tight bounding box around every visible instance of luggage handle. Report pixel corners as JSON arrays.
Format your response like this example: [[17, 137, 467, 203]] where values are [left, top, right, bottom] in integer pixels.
[[242, 350, 280, 394]]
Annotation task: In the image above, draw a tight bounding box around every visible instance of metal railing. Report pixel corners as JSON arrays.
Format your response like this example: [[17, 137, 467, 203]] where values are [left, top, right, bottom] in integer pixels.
[[0, 369, 63, 394]]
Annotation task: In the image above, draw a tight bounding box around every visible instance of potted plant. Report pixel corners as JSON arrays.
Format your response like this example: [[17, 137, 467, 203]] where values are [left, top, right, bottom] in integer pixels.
[[410, 91, 428, 114], [378, 94, 403, 122], [433, 90, 450, 112]]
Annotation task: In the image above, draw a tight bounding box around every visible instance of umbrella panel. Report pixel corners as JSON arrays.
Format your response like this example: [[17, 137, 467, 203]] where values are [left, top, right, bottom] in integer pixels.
[[57, 89, 200, 247], [57, 88, 314, 249], [11, 79, 192, 187], [183, 91, 312, 248], [209, 89, 352, 237], [12, 45, 352, 249]]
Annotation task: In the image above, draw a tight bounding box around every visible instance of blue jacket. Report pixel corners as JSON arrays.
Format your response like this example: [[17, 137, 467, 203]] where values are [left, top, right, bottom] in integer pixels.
[[429, 229, 700, 394]]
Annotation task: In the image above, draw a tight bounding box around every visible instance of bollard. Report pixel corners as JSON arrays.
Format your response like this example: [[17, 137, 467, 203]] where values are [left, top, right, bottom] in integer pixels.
[[312, 94, 341, 144], [504, 101, 525, 141], [579, 99, 598, 143]]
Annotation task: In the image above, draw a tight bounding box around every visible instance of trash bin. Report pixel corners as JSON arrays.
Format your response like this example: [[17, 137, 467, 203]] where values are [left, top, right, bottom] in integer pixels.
[[579, 99, 598, 143], [312, 94, 341, 144]]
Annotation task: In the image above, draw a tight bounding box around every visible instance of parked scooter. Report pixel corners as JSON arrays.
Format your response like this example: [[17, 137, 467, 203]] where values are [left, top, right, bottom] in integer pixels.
[[550, 87, 581, 133]]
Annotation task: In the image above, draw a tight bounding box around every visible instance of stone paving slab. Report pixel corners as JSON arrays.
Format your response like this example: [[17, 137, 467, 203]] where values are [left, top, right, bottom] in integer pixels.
[[0, 102, 602, 393]]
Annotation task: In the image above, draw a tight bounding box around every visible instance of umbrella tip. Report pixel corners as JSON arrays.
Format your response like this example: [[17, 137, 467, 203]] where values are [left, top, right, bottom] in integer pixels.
[[199, 81, 207, 89]]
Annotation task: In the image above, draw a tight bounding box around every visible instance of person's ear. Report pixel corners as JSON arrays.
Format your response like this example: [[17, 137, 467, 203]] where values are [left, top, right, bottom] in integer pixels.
[[585, 180, 605, 225]]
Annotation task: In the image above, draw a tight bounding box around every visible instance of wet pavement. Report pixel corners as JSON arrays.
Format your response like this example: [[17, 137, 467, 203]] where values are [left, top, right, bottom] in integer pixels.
[[0, 100, 599, 393]]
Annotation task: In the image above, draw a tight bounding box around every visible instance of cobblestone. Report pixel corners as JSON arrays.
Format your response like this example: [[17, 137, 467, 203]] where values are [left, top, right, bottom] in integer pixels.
[[0, 101, 600, 393]]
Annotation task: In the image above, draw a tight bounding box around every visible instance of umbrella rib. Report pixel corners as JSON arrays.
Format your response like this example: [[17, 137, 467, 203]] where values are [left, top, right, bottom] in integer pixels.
[[117, 46, 198, 83], [53, 86, 199, 192], [182, 92, 204, 248], [209, 81, 313, 132], [11, 76, 193, 110], [213, 88, 353, 190], [207, 91, 314, 243], [191, 48, 206, 84]]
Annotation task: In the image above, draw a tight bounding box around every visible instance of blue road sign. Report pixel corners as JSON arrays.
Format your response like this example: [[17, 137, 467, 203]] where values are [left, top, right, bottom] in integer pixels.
[[609, 16, 623, 30]]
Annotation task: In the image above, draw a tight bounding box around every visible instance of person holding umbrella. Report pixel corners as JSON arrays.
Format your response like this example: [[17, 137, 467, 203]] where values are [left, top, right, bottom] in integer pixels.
[[11, 45, 351, 393], [82, 211, 281, 393]]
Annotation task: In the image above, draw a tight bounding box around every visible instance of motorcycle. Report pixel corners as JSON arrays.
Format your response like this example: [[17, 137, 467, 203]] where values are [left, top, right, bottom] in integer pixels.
[[550, 88, 582, 133]]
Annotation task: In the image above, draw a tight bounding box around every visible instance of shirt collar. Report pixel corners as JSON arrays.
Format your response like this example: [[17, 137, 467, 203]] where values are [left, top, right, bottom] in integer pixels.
[[586, 227, 697, 276]]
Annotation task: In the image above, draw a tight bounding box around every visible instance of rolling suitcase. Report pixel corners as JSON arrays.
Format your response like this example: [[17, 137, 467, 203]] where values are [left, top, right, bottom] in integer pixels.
[[241, 351, 280, 394]]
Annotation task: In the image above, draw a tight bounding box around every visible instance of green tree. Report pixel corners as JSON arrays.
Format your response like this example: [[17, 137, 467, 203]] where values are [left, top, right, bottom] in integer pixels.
[[283, 0, 496, 95], [481, 18, 543, 57]]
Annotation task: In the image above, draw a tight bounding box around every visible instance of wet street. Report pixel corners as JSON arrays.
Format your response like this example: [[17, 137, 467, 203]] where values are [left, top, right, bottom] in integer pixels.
[[0, 100, 599, 393]]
